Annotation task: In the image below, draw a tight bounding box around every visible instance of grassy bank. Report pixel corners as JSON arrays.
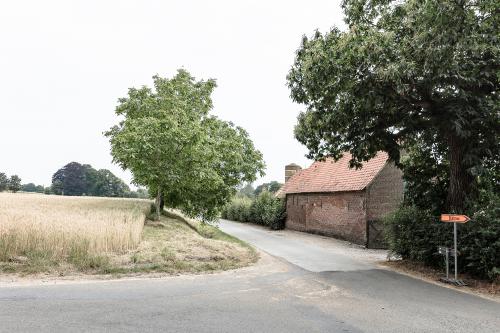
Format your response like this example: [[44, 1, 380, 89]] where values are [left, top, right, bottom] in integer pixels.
[[162, 209, 254, 248], [116, 215, 258, 275]]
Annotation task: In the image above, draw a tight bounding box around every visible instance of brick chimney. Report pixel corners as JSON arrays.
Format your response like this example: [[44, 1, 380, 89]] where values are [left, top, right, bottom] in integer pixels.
[[285, 163, 302, 182]]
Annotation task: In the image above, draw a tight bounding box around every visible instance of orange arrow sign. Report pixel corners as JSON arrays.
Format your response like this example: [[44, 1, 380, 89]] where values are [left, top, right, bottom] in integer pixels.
[[440, 214, 470, 223]]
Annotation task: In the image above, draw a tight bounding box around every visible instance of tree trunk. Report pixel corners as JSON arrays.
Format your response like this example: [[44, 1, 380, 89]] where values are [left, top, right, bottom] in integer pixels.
[[159, 192, 165, 211], [155, 188, 161, 220], [446, 134, 473, 213]]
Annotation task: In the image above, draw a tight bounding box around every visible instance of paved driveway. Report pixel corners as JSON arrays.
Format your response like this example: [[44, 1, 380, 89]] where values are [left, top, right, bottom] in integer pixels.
[[0, 220, 498, 333]]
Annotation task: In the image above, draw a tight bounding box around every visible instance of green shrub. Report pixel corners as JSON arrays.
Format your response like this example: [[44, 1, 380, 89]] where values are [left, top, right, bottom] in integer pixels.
[[384, 206, 450, 265], [250, 191, 286, 229], [460, 203, 500, 279], [384, 202, 500, 280], [222, 196, 252, 222], [222, 191, 286, 230]]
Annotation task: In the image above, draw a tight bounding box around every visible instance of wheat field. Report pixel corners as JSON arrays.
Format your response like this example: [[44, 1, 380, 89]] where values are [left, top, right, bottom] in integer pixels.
[[0, 193, 150, 263]]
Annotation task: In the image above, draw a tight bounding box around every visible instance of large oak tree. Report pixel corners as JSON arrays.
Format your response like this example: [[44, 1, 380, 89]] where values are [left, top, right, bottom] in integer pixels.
[[287, 0, 499, 212], [51, 162, 131, 197]]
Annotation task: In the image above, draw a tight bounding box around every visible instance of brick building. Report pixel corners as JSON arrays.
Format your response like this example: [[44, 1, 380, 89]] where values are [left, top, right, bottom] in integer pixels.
[[278, 152, 403, 248]]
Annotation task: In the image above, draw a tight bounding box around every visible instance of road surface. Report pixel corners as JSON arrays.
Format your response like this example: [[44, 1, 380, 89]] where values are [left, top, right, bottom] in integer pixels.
[[0, 220, 498, 332]]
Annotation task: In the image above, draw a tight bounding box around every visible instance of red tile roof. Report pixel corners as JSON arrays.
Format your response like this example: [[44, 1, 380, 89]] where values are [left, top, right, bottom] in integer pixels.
[[280, 152, 389, 194]]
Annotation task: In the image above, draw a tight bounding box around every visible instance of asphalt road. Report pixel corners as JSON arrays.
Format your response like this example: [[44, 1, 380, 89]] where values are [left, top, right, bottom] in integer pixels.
[[1, 220, 498, 333]]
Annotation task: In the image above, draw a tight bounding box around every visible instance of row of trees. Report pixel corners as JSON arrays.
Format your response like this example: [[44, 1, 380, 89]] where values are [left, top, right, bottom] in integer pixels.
[[51, 162, 147, 198], [106, 70, 265, 221], [21, 183, 45, 193], [0, 173, 21, 193], [1, 165, 147, 198], [238, 181, 282, 198], [287, 0, 499, 278]]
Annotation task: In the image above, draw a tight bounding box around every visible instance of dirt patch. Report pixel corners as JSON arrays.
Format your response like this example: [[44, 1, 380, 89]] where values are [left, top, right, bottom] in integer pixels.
[[380, 260, 499, 301]]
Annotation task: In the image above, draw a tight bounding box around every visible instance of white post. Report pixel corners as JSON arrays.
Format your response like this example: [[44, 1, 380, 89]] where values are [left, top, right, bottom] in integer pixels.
[[445, 249, 449, 279]]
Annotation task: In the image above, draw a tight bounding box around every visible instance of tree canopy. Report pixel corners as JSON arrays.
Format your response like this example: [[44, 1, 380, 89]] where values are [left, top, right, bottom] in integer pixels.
[[21, 183, 45, 193], [287, 0, 499, 212], [0, 172, 8, 192], [238, 183, 256, 198], [254, 181, 283, 196], [106, 69, 265, 221], [52, 162, 87, 196], [8, 175, 21, 193], [51, 162, 133, 197]]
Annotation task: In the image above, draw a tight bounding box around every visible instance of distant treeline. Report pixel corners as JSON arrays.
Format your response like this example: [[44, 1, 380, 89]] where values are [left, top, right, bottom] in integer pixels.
[[51, 162, 147, 198], [1, 162, 148, 198], [238, 181, 282, 198]]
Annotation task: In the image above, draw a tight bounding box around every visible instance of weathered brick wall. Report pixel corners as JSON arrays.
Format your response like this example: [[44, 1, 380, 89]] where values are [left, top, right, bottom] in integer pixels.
[[366, 163, 404, 221], [286, 191, 367, 244]]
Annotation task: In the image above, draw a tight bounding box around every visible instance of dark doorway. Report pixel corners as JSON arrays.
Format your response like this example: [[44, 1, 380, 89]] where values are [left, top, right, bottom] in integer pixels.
[[366, 219, 387, 249]]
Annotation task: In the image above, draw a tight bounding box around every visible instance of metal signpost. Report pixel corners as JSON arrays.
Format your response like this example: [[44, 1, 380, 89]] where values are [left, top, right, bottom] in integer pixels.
[[438, 214, 470, 286]]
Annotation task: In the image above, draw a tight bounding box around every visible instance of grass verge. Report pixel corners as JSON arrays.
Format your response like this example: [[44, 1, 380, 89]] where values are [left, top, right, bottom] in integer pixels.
[[162, 209, 256, 249]]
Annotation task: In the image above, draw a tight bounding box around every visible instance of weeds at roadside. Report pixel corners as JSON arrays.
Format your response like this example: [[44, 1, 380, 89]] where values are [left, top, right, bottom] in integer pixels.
[[381, 259, 499, 299]]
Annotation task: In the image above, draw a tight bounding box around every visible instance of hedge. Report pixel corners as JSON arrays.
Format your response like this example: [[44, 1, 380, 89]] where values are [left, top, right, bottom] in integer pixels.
[[384, 202, 500, 280], [221, 191, 286, 230]]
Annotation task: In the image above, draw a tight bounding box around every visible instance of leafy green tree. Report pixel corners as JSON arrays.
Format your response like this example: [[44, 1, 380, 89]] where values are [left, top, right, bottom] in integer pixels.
[[106, 70, 265, 221], [287, 0, 499, 213], [238, 183, 255, 198], [134, 188, 150, 199], [178, 116, 265, 220], [254, 184, 265, 196], [0, 172, 8, 192], [8, 175, 22, 193], [268, 181, 282, 193], [254, 181, 282, 196], [92, 169, 130, 197], [51, 162, 87, 196], [51, 162, 131, 197], [397, 140, 450, 214], [82, 164, 99, 196]]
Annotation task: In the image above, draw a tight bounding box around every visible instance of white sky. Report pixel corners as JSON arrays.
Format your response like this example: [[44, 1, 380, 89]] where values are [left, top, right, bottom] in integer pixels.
[[0, 0, 344, 189]]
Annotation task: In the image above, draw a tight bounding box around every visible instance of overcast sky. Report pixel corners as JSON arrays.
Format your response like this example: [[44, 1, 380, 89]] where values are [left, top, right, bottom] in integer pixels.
[[0, 0, 345, 189]]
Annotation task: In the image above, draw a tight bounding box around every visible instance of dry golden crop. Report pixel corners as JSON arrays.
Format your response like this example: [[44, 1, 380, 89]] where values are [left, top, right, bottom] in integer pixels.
[[0, 193, 150, 262]]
